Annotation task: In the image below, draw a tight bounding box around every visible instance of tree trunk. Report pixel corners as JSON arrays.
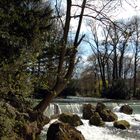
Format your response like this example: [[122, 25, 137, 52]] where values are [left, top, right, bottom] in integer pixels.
[[34, 80, 67, 112], [133, 50, 138, 97], [118, 50, 124, 78], [34, 0, 86, 113], [112, 45, 118, 80], [133, 18, 139, 97]]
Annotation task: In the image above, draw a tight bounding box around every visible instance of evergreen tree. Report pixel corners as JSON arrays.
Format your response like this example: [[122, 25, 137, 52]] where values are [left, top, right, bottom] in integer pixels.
[[0, 0, 53, 97]]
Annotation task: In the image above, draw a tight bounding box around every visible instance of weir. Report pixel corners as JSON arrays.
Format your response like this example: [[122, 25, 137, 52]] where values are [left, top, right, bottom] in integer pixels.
[[43, 97, 140, 117], [44, 103, 83, 117]]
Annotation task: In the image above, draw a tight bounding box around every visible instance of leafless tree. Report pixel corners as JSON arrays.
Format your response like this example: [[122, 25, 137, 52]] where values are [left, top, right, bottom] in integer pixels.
[[34, 0, 128, 112], [131, 16, 140, 96]]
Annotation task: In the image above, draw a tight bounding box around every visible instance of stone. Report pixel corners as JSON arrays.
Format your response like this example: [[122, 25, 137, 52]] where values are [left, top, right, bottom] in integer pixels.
[[99, 109, 118, 122], [28, 110, 50, 129], [82, 104, 95, 119], [50, 114, 59, 120], [114, 120, 130, 129], [95, 102, 118, 122], [95, 102, 107, 113], [120, 105, 133, 115], [89, 112, 105, 126], [58, 113, 83, 127], [23, 121, 40, 140], [47, 121, 85, 140]]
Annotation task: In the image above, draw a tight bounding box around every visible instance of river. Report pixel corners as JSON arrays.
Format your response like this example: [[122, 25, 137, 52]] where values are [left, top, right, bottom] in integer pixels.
[[40, 97, 140, 140]]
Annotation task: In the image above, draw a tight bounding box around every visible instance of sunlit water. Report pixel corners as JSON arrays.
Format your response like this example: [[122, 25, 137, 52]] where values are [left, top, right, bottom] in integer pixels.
[[40, 98, 140, 140]]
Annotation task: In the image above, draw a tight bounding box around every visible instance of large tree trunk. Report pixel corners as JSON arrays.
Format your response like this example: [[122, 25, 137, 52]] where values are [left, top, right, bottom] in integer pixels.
[[34, 0, 86, 113], [112, 45, 118, 80], [133, 18, 139, 97], [118, 50, 124, 78], [133, 48, 138, 97], [34, 81, 67, 112]]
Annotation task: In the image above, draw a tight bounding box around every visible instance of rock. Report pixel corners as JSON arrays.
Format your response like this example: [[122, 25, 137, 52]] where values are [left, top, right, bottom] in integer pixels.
[[23, 121, 40, 140], [38, 115, 50, 133], [120, 105, 133, 115], [95, 102, 107, 113], [50, 114, 59, 120], [114, 120, 130, 129], [89, 112, 105, 126], [47, 121, 85, 140], [95, 102, 117, 122], [99, 109, 118, 122], [58, 113, 83, 127], [28, 110, 50, 128], [82, 104, 95, 119]]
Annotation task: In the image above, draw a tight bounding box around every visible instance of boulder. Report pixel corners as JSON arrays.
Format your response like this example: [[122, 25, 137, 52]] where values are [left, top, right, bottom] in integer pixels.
[[120, 105, 133, 115], [28, 109, 50, 129], [99, 109, 118, 122], [95, 102, 117, 122], [82, 104, 95, 119], [89, 112, 105, 126], [47, 121, 85, 140], [95, 102, 107, 113], [58, 113, 83, 127], [23, 121, 40, 139], [114, 120, 130, 129]]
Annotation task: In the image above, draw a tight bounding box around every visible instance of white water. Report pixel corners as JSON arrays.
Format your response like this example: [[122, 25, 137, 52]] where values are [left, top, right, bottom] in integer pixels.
[[76, 112, 140, 140], [41, 105, 140, 140], [43, 103, 82, 117]]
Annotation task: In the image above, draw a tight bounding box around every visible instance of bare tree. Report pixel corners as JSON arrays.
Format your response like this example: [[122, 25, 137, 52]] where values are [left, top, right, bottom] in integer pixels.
[[34, 0, 87, 112], [34, 0, 125, 112], [131, 16, 140, 97], [108, 21, 133, 80]]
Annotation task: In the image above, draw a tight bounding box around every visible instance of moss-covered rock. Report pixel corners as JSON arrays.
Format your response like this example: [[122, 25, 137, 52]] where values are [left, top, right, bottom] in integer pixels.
[[82, 104, 95, 120], [22, 121, 40, 140], [95, 102, 117, 122], [0, 100, 50, 140], [47, 121, 85, 140], [58, 113, 83, 127], [120, 105, 133, 115], [99, 109, 118, 122], [95, 102, 107, 113], [114, 120, 130, 129], [89, 112, 105, 126], [28, 109, 50, 130]]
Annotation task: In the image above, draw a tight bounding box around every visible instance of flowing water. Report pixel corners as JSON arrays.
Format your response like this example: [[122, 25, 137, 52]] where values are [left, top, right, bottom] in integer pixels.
[[41, 97, 140, 140]]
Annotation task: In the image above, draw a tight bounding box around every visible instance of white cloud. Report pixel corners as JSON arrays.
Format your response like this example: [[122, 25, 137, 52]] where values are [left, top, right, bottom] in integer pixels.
[[113, 0, 140, 20]]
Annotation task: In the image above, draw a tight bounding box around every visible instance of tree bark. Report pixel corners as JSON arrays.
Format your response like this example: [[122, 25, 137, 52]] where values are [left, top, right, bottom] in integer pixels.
[[112, 45, 118, 80]]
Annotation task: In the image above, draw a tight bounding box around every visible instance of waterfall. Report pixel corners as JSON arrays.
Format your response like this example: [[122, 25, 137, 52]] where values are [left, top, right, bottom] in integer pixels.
[[43, 103, 82, 117], [42, 96, 140, 118]]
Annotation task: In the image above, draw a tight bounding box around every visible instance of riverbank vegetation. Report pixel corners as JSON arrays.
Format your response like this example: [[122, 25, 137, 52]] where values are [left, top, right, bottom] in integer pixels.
[[0, 0, 140, 139]]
